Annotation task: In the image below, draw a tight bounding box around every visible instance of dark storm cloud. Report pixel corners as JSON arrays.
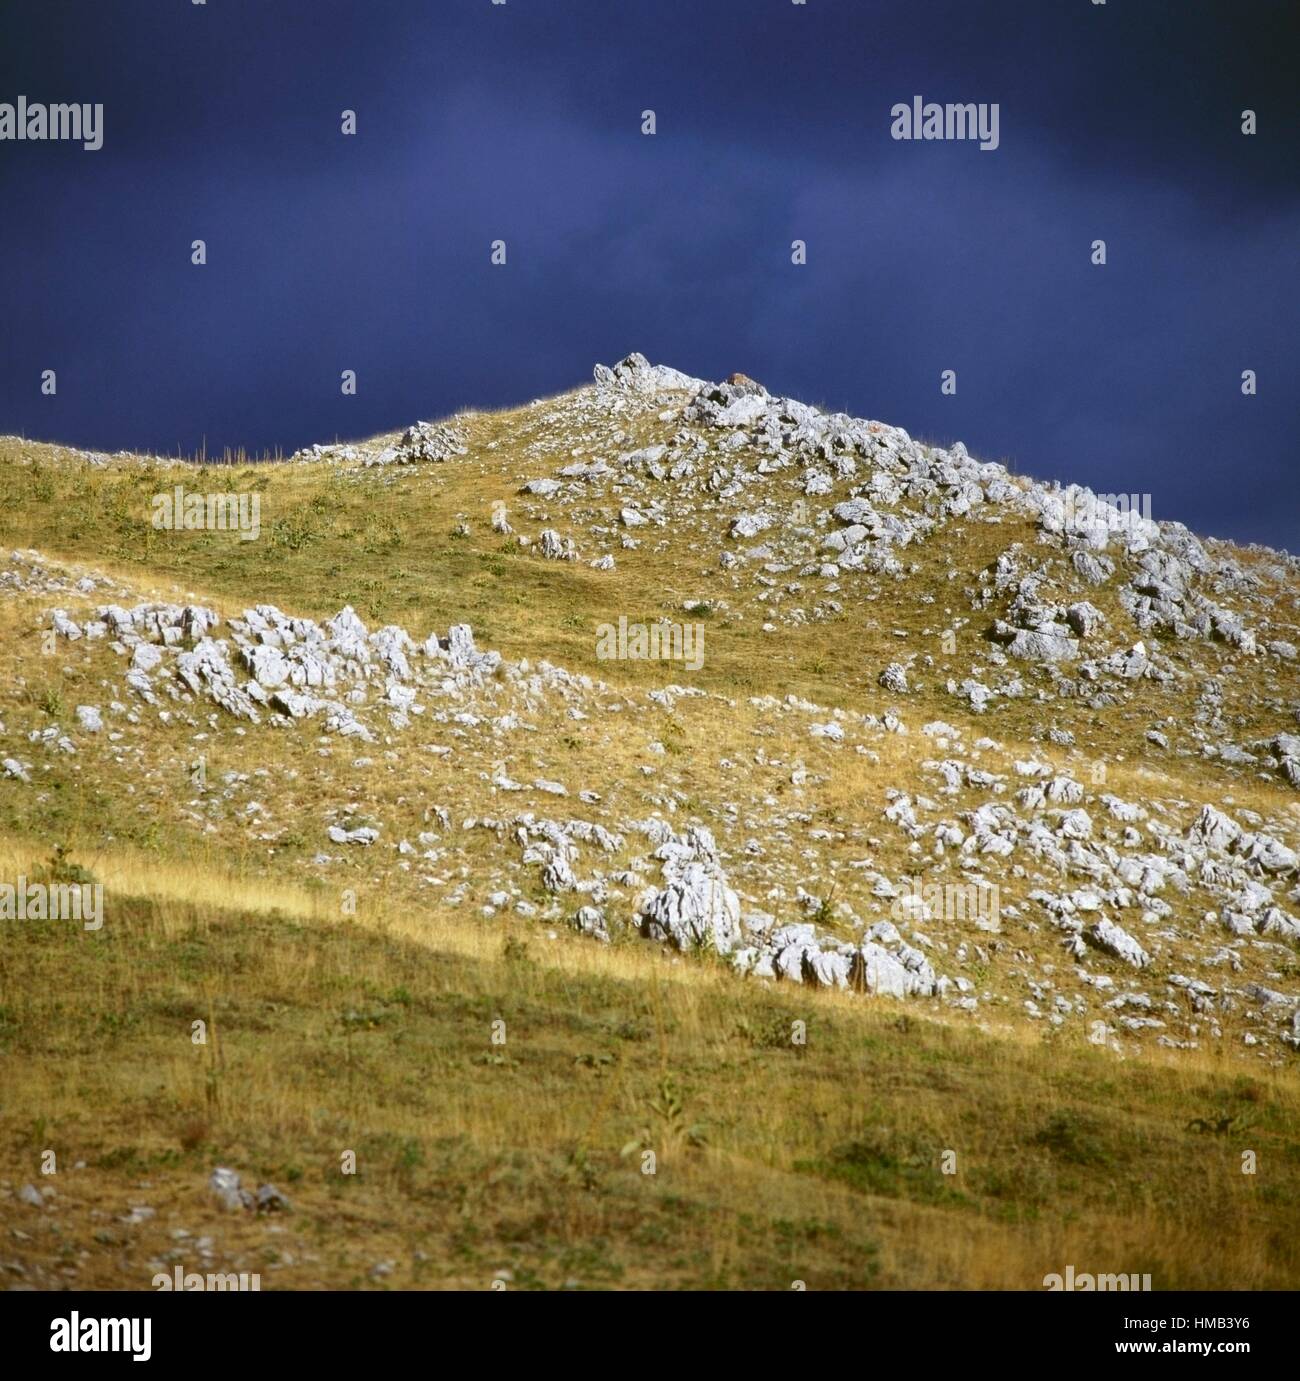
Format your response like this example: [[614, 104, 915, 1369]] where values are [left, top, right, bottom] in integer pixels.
[[0, 0, 1295, 546]]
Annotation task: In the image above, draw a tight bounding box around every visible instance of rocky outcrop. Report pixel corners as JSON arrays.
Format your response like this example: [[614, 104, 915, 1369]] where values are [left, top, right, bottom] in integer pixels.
[[638, 825, 742, 954]]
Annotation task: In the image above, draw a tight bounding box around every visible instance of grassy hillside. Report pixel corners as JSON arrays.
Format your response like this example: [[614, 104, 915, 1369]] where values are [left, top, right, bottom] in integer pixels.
[[1, 365, 1298, 1289], [3, 843, 1297, 1290]]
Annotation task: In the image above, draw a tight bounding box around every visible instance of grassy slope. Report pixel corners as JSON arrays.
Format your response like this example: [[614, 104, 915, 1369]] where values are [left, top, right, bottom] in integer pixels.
[[3, 845, 1297, 1291], [1, 392, 1298, 1289]]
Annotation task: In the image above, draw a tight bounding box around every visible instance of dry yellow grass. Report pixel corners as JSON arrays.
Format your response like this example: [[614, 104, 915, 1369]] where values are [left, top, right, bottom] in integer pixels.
[[2, 836, 1298, 1290]]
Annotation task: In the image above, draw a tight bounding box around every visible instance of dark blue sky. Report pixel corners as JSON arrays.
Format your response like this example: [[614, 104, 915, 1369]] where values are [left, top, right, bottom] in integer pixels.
[[1, 0, 1296, 548]]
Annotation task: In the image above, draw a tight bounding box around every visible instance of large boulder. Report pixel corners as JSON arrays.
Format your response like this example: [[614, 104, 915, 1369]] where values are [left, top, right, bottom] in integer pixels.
[[1089, 919, 1151, 969], [641, 862, 742, 954]]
